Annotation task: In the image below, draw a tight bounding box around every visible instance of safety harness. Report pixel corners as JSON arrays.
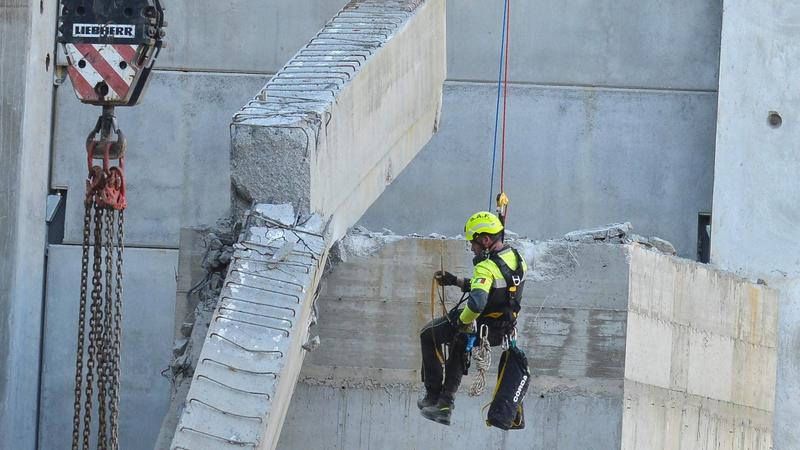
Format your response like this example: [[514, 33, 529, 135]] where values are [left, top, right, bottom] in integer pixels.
[[478, 247, 525, 333]]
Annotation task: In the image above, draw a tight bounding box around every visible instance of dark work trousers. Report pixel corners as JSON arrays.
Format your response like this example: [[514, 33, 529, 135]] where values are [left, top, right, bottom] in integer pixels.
[[420, 313, 512, 399], [419, 315, 467, 399]]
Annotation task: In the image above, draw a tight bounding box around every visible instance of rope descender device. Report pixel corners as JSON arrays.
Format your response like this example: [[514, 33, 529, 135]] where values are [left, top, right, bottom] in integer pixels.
[[496, 191, 509, 226]]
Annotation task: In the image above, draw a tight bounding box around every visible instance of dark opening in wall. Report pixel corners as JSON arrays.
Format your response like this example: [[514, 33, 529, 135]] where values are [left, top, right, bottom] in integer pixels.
[[768, 111, 782, 129], [697, 213, 711, 263], [46, 190, 67, 245]]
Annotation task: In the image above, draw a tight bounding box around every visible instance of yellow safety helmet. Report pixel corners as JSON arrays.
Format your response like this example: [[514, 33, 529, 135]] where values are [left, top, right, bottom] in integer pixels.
[[464, 211, 504, 241]]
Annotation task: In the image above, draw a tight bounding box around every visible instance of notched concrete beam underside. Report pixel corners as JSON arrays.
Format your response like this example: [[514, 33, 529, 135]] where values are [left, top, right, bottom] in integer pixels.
[[170, 204, 327, 450]]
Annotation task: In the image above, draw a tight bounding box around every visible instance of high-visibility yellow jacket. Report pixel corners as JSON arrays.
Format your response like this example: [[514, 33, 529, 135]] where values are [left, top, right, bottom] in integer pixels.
[[459, 245, 527, 325]]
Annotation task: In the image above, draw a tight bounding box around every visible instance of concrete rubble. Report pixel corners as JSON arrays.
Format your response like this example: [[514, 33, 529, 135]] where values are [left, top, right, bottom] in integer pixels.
[[564, 222, 677, 255]]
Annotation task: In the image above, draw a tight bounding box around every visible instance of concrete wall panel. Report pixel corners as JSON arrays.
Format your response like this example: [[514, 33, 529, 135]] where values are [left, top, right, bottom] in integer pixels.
[[623, 246, 777, 449], [287, 236, 626, 448], [0, 1, 56, 448], [53, 71, 267, 246], [38, 245, 178, 450], [311, 237, 629, 382], [280, 383, 622, 450], [284, 235, 776, 449], [360, 83, 718, 258], [447, 0, 723, 90], [156, 1, 347, 73], [622, 380, 773, 450]]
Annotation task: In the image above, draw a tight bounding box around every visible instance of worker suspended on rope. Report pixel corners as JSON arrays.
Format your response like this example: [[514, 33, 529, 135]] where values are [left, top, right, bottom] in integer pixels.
[[418, 211, 527, 426]]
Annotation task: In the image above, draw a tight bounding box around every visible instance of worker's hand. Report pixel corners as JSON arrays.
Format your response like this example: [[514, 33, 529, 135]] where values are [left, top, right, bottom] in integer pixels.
[[447, 309, 474, 333], [456, 320, 474, 334], [435, 270, 458, 286]]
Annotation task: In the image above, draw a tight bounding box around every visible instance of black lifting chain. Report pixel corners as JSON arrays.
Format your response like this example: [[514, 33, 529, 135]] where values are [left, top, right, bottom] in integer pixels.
[[71, 199, 125, 450]]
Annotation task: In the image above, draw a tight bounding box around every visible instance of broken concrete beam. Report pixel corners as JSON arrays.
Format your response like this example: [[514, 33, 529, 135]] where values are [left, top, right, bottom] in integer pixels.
[[231, 0, 446, 243], [170, 204, 327, 450]]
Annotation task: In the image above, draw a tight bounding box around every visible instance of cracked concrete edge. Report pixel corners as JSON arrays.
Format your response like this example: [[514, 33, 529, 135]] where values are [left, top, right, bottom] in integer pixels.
[[333, 224, 682, 284]]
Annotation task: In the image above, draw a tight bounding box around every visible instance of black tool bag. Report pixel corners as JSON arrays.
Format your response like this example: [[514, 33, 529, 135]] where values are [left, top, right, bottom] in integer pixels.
[[486, 345, 530, 430]]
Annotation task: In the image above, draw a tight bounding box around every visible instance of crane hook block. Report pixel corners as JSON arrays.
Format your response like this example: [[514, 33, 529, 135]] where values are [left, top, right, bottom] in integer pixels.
[[57, 0, 166, 106]]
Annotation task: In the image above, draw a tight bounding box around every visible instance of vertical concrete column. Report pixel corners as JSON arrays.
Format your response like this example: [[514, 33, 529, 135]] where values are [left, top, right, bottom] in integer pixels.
[[711, 2, 800, 447], [0, 0, 56, 447]]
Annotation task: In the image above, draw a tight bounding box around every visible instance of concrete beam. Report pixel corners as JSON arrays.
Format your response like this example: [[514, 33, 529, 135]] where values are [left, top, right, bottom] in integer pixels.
[[230, 0, 446, 243], [171, 205, 328, 450]]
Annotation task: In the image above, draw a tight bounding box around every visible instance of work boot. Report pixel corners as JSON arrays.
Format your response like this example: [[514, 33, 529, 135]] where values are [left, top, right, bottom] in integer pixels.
[[417, 390, 439, 410], [421, 396, 454, 426]]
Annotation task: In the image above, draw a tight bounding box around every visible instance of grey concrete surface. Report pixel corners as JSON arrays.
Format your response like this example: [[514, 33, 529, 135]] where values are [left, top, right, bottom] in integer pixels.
[[38, 245, 178, 450], [446, 0, 722, 90], [231, 0, 446, 243], [710, 2, 800, 447], [155, 0, 347, 73], [52, 71, 267, 247], [276, 234, 776, 449], [622, 246, 777, 449], [360, 82, 717, 258], [143, 0, 723, 91], [0, 1, 56, 448], [310, 233, 630, 379], [282, 234, 627, 449], [622, 380, 773, 450], [281, 383, 622, 450], [171, 205, 328, 450]]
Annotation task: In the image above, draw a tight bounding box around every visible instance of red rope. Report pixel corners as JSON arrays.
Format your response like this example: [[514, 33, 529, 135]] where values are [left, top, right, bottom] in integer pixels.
[[499, 0, 511, 194]]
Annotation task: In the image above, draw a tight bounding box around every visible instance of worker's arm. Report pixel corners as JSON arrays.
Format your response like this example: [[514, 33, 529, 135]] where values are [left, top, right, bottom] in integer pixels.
[[458, 264, 493, 324]]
